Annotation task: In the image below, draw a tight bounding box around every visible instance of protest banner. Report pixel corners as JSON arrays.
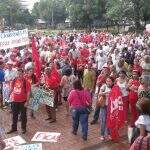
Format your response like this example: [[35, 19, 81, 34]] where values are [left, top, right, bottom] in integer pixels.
[[28, 86, 54, 110], [107, 85, 124, 140], [28, 86, 43, 111], [31, 132, 61, 142], [14, 143, 42, 150], [0, 29, 29, 50], [4, 136, 26, 150], [146, 24, 150, 33], [40, 88, 54, 107]]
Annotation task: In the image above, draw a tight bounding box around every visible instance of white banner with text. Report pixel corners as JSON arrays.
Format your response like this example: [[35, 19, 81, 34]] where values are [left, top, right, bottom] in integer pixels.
[[0, 29, 29, 50]]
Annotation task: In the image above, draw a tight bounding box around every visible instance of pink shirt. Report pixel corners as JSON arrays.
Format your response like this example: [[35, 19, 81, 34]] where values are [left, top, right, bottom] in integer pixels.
[[68, 89, 92, 108]]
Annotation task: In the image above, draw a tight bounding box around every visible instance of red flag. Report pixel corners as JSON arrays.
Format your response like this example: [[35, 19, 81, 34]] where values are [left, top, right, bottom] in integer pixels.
[[107, 85, 125, 140], [32, 37, 41, 81]]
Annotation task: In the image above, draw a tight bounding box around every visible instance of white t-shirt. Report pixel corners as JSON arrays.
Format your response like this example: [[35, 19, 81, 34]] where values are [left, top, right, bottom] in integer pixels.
[[135, 115, 150, 132], [96, 55, 106, 71], [99, 84, 111, 106], [69, 49, 80, 59], [117, 80, 128, 97]]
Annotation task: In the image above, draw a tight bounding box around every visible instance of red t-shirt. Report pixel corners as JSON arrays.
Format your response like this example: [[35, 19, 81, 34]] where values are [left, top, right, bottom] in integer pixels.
[[129, 79, 140, 102], [45, 67, 61, 89], [80, 48, 90, 58], [12, 78, 30, 102]]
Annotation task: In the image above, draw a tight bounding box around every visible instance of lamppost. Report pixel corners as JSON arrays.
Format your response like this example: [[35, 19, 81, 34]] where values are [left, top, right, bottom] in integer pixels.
[[7, 6, 12, 31]]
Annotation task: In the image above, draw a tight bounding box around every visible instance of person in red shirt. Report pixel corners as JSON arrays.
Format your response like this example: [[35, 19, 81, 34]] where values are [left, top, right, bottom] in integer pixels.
[[44, 63, 61, 123], [128, 70, 140, 127], [132, 58, 143, 76], [7, 68, 30, 134]]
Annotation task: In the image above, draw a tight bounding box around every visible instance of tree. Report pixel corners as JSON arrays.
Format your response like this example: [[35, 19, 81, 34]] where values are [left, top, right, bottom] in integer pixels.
[[0, 0, 22, 27], [65, 0, 107, 28], [0, 0, 35, 28], [141, 0, 150, 26], [32, 0, 67, 26], [17, 9, 35, 26]]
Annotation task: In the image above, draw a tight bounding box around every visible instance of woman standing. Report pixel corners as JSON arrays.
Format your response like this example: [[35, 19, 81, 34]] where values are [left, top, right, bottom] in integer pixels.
[[99, 77, 114, 141], [68, 80, 92, 141], [130, 98, 150, 150], [60, 68, 76, 115], [116, 70, 129, 122], [25, 68, 38, 119], [128, 70, 140, 127]]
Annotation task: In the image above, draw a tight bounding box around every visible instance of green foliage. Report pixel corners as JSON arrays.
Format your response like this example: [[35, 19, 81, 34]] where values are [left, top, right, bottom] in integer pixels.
[[0, 0, 149, 29], [106, 0, 134, 22], [32, 0, 67, 26], [0, 0, 35, 27]]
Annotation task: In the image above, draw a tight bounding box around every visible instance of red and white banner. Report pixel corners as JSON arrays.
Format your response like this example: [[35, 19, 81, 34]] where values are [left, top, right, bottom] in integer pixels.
[[107, 85, 125, 140], [31, 132, 61, 142], [0, 29, 29, 50], [4, 136, 26, 150]]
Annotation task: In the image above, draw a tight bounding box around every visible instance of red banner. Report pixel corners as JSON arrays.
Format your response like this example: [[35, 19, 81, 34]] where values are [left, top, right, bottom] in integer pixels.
[[32, 38, 41, 81], [107, 85, 125, 140]]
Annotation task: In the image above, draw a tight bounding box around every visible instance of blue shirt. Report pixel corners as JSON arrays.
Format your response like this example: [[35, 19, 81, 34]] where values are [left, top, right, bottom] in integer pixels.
[[0, 69, 4, 82]]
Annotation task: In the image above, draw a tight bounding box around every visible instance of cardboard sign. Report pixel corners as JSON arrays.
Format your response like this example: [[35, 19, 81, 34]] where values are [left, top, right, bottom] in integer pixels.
[[28, 86, 42, 111], [31, 132, 61, 142], [14, 143, 42, 150], [40, 88, 54, 107], [29, 86, 54, 109], [4, 136, 26, 150]]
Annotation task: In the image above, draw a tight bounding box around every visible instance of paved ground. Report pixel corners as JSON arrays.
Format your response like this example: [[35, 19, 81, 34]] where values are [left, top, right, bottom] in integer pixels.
[[1, 103, 130, 150]]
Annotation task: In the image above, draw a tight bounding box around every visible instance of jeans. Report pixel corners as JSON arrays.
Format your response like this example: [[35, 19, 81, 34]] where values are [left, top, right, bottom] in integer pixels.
[[100, 106, 109, 136], [71, 107, 88, 138], [93, 106, 100, 122], [11, 102, 27, 131]]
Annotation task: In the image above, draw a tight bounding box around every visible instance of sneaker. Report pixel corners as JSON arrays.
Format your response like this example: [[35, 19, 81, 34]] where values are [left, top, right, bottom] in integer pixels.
[[7, 129, 17, 134], [72, 130, 77, 135], [22, 130, 26, 134], [100, 136, 105, 141], [82, 136, 87, 141], [49, 119, 56, 123], [45, 117, 51, 121]]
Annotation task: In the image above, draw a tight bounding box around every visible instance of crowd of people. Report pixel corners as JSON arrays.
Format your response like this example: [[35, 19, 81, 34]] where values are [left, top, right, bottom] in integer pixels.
[[0, 30, 150, 149]]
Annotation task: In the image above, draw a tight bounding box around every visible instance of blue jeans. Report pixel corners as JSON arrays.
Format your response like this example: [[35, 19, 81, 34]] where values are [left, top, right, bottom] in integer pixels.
[[93, 106, 100, 122], [71, 107, 88, 138], [100, 106, 109, 136]]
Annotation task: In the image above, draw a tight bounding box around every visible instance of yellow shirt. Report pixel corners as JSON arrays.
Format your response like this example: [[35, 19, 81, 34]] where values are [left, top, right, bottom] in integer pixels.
[[83, 69, 96, 90]]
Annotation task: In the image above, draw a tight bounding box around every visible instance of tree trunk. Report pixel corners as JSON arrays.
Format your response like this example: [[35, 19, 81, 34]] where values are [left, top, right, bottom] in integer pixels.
[[133, 0, 141, 31], [117, 23, 119, 33]]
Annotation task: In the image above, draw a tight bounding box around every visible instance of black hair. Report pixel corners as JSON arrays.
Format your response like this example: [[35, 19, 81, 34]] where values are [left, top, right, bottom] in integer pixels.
[[64, 68, 72, 76], [119, 70, 127, 76], [28, 57, 32, 62], [17, 68, 24, 73], [73, 80, 83, 91], [106, 76, 115, 88]]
